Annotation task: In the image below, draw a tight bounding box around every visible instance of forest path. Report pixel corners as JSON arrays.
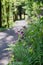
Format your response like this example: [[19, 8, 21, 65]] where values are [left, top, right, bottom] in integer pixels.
[[0, 20, 27, 65]]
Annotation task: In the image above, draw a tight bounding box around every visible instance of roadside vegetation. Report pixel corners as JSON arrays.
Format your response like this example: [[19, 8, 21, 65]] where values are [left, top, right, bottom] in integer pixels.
[[0, 0, 43, 65], [7, 0, 43, 65]]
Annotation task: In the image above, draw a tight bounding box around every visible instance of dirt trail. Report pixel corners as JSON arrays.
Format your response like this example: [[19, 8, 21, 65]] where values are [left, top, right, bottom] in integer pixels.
[[0, 20, 27, 65]]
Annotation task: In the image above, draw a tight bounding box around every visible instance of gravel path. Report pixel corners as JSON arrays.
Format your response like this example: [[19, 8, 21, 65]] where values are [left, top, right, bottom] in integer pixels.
[[0, 20, 27, 65]]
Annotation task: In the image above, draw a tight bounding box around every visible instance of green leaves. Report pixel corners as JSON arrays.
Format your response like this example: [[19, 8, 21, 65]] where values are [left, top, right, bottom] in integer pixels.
[[1, 0, 14, 28], [7, 0, 43, 65], [8, 18, 43, 65]]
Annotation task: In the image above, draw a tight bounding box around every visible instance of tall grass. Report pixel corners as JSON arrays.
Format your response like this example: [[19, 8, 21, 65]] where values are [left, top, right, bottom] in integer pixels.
[[8, 17, 43, 65]]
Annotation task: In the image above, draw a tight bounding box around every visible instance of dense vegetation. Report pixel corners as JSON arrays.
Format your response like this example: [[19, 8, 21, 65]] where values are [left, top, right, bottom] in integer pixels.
[[0, 0, 43, 65], [0, 0, 43, 29], [0, 0, 26, 29], [8, 17, 43, 65], [0, 0, 13, 28], [7, 0, 43, 65]]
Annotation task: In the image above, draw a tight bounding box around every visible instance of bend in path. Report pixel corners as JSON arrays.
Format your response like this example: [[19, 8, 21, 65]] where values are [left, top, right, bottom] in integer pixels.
[[0, 20, 27, 65]]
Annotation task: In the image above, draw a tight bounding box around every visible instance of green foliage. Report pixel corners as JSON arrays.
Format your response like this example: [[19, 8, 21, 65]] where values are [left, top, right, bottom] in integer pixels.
[[25, 0, 43, 22], [0, 0, 26, 28], [0, 0, 14, 28], [7, 0, 43, 65], [0, 0, 43, 28], [0, 28, 7, 32], [8, 17, 43, 65]]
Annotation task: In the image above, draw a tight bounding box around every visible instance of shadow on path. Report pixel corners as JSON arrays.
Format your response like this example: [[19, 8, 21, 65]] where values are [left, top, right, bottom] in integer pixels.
[[0, 20, 27, 65], [0, 28, 18, 65]]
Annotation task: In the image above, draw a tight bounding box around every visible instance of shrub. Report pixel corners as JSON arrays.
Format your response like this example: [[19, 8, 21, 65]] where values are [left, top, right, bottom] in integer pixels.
[[8, 17, 43, 65]]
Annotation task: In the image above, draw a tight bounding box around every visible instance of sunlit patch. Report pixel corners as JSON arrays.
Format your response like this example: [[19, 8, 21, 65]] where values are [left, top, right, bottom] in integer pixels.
[[0, 59, 9, 65]]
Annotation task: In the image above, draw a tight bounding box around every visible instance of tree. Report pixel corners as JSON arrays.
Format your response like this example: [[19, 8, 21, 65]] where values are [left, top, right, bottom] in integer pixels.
[[0, 0, 14, 28]]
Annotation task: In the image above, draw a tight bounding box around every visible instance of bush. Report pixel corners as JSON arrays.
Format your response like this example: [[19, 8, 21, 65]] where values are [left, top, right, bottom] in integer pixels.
[[8, 17, 43, 65]]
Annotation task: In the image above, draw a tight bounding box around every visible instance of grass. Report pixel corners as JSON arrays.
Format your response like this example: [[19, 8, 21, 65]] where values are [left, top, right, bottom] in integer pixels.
[[0, 27, 7, 32]]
